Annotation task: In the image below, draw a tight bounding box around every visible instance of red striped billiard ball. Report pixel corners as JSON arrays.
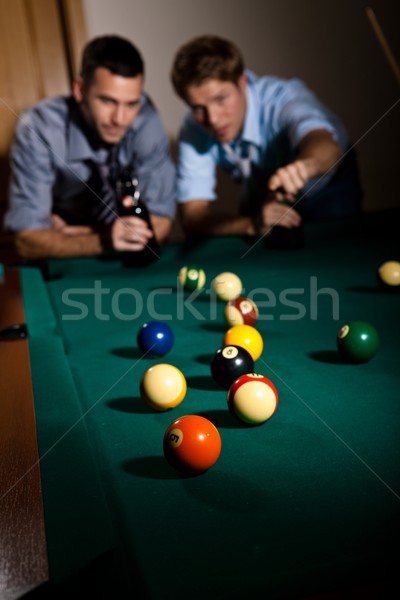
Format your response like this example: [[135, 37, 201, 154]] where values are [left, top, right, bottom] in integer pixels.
[[163, 415, 222, 475], [224, 296, 259, 326], [227, 373, 279, 425]]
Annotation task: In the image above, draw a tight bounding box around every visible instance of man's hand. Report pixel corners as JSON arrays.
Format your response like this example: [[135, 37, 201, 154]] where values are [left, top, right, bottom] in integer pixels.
[[111, 216, 154, 252], [268, 160, 310, 198], [259, 199, 302, 233], [268, 129, 342, 199]]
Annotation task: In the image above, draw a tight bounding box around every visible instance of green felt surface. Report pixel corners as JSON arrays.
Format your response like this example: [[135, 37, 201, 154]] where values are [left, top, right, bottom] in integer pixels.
[[21, 210, 400, 598]]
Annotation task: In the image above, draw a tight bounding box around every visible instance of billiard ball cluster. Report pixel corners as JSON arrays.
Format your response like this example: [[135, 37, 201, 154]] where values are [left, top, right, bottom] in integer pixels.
[[135, 268, 280, 475], [135, 255, 389, 477]]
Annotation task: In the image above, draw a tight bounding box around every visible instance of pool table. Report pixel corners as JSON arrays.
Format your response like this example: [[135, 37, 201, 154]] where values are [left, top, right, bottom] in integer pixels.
[[1, 209, 399, 599]]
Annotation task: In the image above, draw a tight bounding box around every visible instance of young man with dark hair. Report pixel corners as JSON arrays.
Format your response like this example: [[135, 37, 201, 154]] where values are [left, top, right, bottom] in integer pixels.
[[170, 35, 362, 238], [5, 35, 176, 259]]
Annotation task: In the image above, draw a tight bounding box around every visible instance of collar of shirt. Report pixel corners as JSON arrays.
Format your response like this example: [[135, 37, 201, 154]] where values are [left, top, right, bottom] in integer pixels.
[[67, 110, 104, 164]]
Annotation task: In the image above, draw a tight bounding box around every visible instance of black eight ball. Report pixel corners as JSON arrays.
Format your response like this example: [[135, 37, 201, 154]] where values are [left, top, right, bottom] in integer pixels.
[[210, 345, 254, 389]]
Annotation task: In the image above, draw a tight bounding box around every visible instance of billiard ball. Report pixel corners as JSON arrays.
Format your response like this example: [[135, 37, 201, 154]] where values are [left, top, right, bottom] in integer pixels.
[[224, 296, 259, 327], [137, 321, 174, 357], [210, 345, 254, 389], [178, 266, 206, 291], [163, 415, 222, 475], [212, 272, 242, 301], [140, 363, 187, 410], [223, 324, 263, 361], [227, 373, 279, 425], [337, 321, 380, 363], [378, 260, 400, 287]]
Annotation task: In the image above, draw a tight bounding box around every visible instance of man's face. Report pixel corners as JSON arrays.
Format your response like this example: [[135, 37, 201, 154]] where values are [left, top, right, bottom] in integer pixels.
[[185, 75, 247, 143], [73, 67, 143, 145]]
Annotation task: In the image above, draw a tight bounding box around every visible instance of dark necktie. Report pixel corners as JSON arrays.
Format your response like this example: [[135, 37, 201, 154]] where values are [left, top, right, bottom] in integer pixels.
[[92, 147, 118, 224]]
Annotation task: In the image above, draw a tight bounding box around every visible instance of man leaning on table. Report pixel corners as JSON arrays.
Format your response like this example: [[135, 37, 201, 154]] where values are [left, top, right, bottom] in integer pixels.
[[3, 35, 176, 260], [170, 35, 363, 239]]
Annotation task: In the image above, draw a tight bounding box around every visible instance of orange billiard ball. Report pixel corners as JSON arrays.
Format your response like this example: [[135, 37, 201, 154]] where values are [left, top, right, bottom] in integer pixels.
[[163, 415, 222, 475]]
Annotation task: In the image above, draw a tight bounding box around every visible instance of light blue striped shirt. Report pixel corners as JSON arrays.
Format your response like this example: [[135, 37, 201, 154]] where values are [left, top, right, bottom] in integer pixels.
[[5, 95, 176, 231], [176, 70, 357, 218]]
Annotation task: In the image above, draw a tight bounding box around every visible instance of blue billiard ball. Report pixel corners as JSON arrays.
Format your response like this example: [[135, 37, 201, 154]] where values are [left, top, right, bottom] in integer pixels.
[[137, 321, 174, 357]]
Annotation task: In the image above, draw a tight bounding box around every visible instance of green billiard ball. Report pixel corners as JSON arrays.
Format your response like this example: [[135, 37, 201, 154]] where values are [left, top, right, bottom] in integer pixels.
[[337, 321, 380, 364], [178, 266, 206, 291]]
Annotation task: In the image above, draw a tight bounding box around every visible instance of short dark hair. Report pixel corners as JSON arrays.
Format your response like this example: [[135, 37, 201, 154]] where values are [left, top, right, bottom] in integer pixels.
[[171, 35, 244, 100], [80, 35, 144, 85]]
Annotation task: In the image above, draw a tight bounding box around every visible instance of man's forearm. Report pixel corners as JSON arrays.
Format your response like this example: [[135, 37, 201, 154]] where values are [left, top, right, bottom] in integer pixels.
[[298, 129, 342, 178], [15, 229, 107, 259]]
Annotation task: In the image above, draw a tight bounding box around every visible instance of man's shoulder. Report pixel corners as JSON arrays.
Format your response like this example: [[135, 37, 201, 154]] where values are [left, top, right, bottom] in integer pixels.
[[18, 96, 72, 133], [122, 94, 169, 153], [246, 69, 305, 98]]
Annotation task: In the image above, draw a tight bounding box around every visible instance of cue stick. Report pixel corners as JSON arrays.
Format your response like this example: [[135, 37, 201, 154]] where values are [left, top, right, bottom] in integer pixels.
[[365, 6, 400, 85]]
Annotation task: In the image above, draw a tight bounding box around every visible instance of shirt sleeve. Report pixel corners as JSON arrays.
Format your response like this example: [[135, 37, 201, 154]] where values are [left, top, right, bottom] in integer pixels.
[[125, 101, 177, 220], [176, 114, 217, 203], [274, 79, 348, 152], [4, 110, 56, 232]]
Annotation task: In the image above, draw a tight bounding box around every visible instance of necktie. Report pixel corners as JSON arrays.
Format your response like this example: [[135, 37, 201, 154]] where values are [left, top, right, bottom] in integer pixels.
[[222, 141, 253, 179], [92, 147, 119, 224]]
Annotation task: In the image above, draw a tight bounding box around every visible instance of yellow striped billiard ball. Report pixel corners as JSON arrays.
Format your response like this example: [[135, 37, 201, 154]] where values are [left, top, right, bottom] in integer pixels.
[[140, 364, 187, 411]]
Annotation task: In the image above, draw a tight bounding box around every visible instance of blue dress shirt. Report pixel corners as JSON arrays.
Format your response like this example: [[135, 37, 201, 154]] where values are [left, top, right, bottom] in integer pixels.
[[5, 95, 176, 231]]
